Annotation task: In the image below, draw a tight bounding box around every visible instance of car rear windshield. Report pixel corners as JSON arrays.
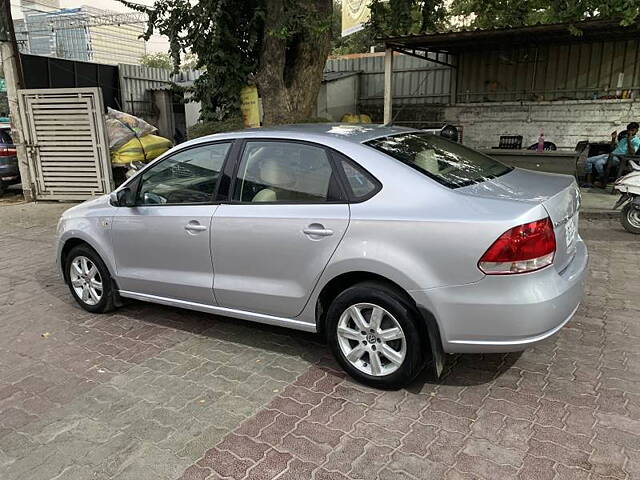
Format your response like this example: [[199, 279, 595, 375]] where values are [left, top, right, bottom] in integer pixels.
[[365, 133, 512, 189]]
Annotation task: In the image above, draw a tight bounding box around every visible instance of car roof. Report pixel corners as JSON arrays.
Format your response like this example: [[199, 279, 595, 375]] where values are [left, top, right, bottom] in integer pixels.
[[184, 123, 418, 149]]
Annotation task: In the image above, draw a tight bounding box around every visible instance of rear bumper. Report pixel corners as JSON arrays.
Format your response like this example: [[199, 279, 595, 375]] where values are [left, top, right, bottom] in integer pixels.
[[413, 237, 588, 353], [0, 158, 20, 183]]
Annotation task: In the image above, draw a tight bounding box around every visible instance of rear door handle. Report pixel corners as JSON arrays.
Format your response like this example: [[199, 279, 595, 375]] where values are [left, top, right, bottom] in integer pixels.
[[303, 225, 334, 237], [185, 223, 207, 232]]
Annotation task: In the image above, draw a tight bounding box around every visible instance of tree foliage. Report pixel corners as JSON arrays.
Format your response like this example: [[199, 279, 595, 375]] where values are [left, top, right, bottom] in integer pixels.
[[332, 0, 449, 55], [120, 0, 332, 124], [139, 52, 174, 70], [419, 0, 638, 32], [123, 0, 640, 121], [121, 0, 262, 121], [363, 0, 640, 52], [449, 0, 640, 29], [369, 0, 448, 38], [140, 52, 199, 71]]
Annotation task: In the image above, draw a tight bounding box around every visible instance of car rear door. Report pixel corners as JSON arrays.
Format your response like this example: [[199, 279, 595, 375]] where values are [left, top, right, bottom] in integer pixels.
[[111, 141, 233, 305], [211, 140, 350, 318]]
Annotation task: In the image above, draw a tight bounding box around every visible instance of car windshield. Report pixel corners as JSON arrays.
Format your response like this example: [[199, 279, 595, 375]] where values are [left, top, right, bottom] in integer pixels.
[[366, 133, 513, 189]]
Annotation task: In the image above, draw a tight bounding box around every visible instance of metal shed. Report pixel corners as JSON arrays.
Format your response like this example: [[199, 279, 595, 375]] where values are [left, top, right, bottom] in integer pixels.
[[381, 18, 640, 123]]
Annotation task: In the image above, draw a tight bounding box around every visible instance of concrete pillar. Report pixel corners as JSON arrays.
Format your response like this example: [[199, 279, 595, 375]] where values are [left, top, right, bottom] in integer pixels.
[[383, 47, 394, 125], [0, 19, 33, 200]]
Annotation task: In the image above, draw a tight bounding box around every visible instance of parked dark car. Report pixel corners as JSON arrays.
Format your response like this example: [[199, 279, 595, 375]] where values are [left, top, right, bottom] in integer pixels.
[[0, 126, 19, 195]]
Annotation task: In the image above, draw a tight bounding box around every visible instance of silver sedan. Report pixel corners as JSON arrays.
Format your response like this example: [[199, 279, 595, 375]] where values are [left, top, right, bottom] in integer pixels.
[[56, 124, 587, 389]]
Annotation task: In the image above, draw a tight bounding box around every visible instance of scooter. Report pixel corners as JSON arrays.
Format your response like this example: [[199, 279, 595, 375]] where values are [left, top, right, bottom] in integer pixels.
[[613, 159, 640, 234]]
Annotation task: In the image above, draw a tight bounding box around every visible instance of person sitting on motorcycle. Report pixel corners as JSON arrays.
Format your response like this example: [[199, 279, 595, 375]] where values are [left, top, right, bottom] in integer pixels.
[[584, 122, 640, 188]]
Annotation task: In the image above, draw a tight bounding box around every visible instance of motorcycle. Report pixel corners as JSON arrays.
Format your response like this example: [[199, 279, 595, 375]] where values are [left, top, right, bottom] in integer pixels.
[[613, 160, 640, 234]]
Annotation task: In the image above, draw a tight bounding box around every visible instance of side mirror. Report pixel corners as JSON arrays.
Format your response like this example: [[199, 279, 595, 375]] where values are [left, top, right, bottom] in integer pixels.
[[111, 188, 135, 207]]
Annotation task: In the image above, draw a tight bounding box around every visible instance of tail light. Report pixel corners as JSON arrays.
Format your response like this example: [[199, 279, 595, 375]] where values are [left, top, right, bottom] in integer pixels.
[[0, 147, 16, 157], [479, 218, 556, 275]]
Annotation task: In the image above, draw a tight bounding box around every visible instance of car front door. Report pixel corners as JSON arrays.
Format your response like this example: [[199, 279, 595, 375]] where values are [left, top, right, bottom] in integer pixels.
[[212, 140, 350, 318], [111, 141, 233, 305]]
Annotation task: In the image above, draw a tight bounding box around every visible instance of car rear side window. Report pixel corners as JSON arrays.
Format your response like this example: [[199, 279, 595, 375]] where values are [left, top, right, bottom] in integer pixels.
[[334, 153, 380, 201], [365, 133, 512, 189]]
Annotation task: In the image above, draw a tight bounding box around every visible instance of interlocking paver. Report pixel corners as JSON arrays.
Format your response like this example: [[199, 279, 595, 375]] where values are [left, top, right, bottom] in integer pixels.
[[2, 205, 640, 480]]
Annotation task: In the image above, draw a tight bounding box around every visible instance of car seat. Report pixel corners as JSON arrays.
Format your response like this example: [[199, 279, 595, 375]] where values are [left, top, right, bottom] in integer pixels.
[[252, 158, 295, 202]]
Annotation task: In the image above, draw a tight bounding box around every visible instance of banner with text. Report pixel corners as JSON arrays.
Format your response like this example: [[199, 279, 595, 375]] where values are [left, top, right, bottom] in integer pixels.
[[341, 0, 371, 37]]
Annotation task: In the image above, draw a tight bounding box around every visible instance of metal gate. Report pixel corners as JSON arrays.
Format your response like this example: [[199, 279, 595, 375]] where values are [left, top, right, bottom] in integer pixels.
[[18, 87, 113, 200]]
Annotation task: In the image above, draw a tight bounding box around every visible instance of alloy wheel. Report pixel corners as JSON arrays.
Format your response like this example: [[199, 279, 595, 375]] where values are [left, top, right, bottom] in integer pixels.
[[69, 256, 103, 306], [336, 302, 407, 377]]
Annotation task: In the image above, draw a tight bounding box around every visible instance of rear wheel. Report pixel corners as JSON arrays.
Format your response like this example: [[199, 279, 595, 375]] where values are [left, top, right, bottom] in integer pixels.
[[621, 203, 640, 234], [326, 282, 425, 389], [0, 182, 6, 196], [64, 244, 116, 313]]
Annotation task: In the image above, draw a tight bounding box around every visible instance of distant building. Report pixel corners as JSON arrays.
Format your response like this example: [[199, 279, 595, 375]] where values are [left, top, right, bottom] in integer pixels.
[[18, 5, 146, 65], [16, 0, 61, 16]]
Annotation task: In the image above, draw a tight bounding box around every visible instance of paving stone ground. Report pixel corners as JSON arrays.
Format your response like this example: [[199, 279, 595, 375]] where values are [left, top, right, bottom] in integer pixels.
[[0, 202, 639, 480]]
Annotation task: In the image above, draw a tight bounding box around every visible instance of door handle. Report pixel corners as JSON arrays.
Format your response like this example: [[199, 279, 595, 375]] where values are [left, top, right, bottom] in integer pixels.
[[184, 223, 207, 232], [303, 225, 334, 237]]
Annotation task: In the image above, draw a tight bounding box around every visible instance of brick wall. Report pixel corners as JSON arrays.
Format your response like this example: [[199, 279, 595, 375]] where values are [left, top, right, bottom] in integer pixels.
[[444, 99, 640, 150]]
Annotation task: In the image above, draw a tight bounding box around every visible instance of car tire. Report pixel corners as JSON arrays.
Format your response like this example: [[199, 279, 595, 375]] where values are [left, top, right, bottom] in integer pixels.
[[621, 203, 640, 234], [0, 182, 6, 196], [326, 282, 425, 389], [64, 244, 116, 313]]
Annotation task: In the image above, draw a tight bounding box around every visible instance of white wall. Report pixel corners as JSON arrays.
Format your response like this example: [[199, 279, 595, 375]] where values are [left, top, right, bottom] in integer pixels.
[[317, 76, 359, 121], [445, 99, 640, 149], [183, 91, 201, 129]]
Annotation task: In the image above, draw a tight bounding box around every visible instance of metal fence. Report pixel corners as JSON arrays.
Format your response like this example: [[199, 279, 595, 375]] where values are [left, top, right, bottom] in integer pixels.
[[457, 39, 640, 103], [325, 52, 453, 106], [327, 37, 640, 107], [20, 53, 120, 111], [118, 63, 172, 119]]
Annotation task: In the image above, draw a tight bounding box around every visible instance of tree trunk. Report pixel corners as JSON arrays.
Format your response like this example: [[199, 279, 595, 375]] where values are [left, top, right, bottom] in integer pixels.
[[256, 0, 332, 125]]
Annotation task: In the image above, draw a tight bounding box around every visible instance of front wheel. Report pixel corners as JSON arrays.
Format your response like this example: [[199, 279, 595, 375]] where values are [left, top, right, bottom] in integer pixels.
[[65, 244, 116, 313], [326, 282, 425, 389], [621, 203, 640, 234]]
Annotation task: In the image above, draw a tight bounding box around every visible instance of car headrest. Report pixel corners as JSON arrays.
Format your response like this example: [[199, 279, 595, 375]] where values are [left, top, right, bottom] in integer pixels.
[[259, 158, 294, 188]]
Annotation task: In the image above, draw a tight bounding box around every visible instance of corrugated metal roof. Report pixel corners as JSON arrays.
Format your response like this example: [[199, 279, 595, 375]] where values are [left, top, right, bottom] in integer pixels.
[[384, 18, 640, 52]]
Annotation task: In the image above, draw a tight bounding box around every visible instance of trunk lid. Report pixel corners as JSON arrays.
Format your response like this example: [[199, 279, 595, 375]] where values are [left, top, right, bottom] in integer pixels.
[[460, 168, 581, 273]]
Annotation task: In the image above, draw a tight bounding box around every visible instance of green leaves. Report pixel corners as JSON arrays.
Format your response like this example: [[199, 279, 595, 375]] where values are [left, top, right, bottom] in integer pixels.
[[119, 0, 263, 120], [363, 0, 640, 40], [369, 0, 448, 38], [121, 0, 336, 122], [139, 52, 174, 70], [448, 0, 640, 30]]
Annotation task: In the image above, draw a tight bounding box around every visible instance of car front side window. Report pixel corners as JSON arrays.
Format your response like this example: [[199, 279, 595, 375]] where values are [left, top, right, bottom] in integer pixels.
[[136, 142, 231, 205], [233, 141, 344, 203]]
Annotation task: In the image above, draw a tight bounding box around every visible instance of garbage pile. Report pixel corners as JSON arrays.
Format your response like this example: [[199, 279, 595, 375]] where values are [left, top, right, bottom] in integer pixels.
[[106, 108, 172, 165]]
